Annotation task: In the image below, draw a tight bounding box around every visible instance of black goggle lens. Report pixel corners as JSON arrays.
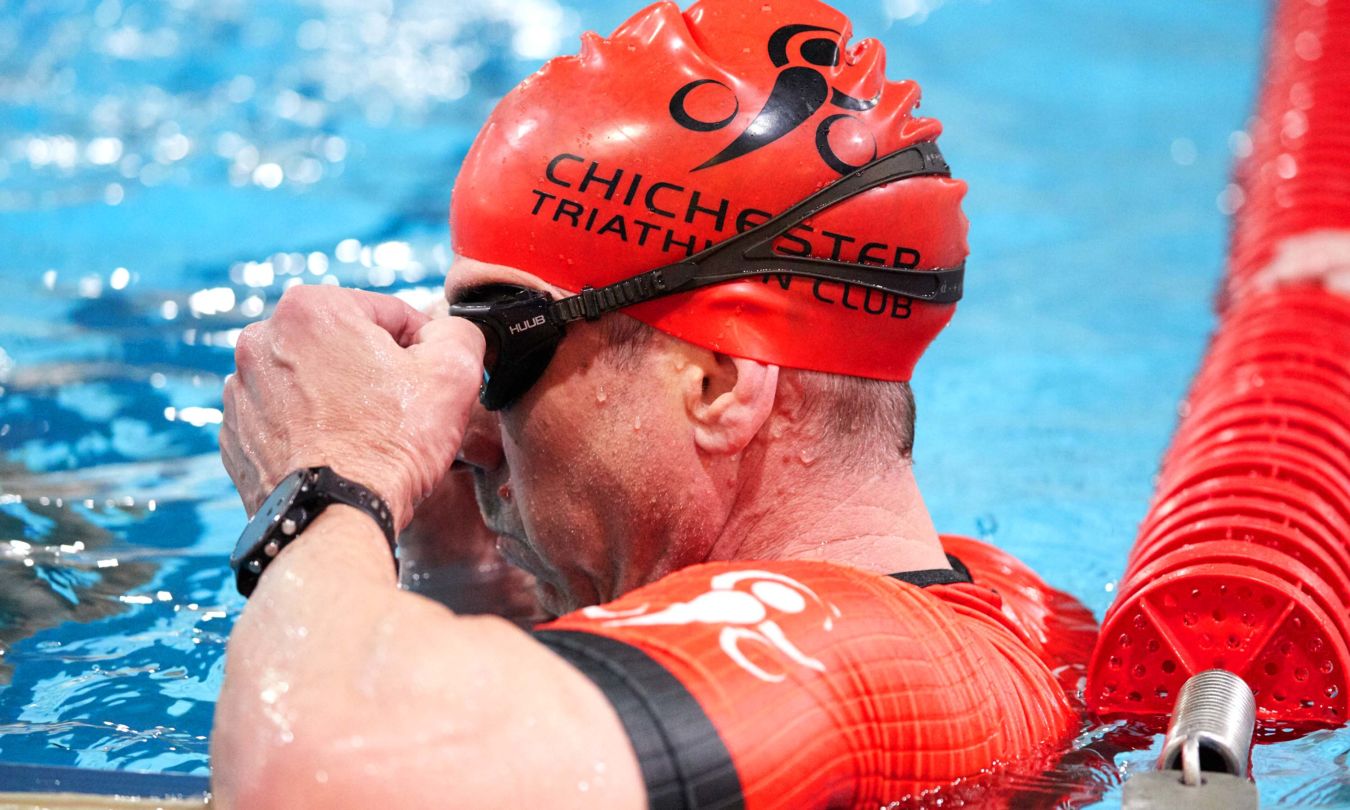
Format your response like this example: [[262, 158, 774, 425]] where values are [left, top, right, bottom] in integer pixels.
[[480, 330, 500, 383], [448, 286, 565, 411]]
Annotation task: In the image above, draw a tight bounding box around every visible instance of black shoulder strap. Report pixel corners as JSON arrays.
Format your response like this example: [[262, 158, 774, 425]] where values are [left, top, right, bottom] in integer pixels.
[[888, 553, 972, 588], [533, 630, 745, 810]]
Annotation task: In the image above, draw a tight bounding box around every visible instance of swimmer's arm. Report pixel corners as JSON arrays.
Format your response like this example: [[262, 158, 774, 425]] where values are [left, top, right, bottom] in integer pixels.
[[211, 506, 645, 810]]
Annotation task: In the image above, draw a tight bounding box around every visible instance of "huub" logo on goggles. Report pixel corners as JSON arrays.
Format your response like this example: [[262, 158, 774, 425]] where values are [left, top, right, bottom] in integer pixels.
[[508, 315, 547, 334]]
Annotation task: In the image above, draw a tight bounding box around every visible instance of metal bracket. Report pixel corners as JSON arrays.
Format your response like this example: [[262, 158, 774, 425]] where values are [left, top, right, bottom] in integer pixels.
[[1122, 670, 1260, 809], [1122, 770, 1259, 810]]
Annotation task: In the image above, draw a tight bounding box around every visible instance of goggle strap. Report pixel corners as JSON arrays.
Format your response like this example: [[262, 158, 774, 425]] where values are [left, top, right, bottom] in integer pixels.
[[737, 140, 949, 254], [549, 271, 671, 323], [665, 256, 964, 302], [550, 141, 963, 325]]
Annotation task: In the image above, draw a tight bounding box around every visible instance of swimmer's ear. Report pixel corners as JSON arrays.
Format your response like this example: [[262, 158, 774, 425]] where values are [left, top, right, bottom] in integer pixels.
[[685, 352, 779, 456]]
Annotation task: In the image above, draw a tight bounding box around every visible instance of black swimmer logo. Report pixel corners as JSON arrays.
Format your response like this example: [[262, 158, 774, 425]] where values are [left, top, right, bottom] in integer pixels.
[[669, 23, 880, 174]]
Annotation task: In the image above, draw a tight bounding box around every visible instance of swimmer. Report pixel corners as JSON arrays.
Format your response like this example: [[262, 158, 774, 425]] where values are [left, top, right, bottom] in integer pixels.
[[212, 1, 1094, 807]]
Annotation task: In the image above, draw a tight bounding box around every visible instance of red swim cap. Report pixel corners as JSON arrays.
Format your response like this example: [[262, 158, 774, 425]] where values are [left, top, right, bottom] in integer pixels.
[[451, 0, 968, 381]]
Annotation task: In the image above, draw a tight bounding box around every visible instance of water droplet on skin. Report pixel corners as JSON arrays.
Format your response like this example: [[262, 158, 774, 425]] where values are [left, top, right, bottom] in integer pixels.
[[578, 780, 590, 792], [633, 415, 642, 431], [798, 448, 818, 466], [596, 386, 607, 403]]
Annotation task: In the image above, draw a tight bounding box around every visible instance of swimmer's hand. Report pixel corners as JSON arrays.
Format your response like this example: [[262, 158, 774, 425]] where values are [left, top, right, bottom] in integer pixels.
[[220, 285, 485, 530]]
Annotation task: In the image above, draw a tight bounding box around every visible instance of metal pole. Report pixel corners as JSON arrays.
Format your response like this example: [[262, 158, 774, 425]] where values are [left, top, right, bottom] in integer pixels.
[[1157, 669, 1257, 782], [1121, 670, 1259, 809]]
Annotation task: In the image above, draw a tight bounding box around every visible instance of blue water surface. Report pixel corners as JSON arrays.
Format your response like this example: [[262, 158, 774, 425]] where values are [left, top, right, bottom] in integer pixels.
[[3, 0, 1347, 805]]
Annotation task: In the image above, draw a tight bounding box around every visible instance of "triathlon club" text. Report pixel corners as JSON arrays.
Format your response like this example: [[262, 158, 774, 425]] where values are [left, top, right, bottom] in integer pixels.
[[527, 153, 926, 320]]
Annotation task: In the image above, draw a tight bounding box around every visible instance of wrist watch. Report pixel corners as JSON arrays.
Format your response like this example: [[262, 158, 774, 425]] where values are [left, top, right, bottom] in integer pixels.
[[230, 466, 397, 597]]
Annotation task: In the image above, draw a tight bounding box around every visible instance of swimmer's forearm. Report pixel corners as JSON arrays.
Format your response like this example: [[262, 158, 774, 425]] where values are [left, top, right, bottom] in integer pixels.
[[211, 506, 399, 808], [212, 506, 643, 810]]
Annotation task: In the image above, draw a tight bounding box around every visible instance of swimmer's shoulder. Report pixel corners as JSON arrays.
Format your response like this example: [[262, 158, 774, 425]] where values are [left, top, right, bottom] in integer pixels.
[[534, 553, 1085, 807]]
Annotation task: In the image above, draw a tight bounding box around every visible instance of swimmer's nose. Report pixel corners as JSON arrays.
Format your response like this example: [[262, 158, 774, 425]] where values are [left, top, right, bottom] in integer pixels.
[[455, 400, 503, 472]]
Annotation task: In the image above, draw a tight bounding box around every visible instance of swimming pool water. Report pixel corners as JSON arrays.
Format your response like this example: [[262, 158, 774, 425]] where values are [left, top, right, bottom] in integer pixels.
[[3, 0, 1348, 804]]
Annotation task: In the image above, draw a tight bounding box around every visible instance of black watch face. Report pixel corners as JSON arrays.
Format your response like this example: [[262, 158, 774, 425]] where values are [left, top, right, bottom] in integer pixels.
[[230, 469, 306, 570]]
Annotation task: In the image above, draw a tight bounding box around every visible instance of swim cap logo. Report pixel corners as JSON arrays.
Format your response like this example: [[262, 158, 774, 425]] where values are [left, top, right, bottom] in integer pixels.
[[669, 24, 880, 175]]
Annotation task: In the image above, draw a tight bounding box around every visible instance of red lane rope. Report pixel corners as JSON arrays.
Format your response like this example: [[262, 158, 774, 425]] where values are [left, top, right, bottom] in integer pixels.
[[1087, 0, 1350, 726]]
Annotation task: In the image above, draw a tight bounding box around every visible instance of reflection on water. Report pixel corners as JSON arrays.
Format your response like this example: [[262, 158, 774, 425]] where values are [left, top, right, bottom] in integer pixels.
[[0, 450, 228, 771], [0, 465, 156, 687], [995, 719, 1156, 808]]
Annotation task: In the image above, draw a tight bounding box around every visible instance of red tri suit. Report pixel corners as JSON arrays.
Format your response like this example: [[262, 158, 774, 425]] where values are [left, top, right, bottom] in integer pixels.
[[533, 535, 1096, 809]]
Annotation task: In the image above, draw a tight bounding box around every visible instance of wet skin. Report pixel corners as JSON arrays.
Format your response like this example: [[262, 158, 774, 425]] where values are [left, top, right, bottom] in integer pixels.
[[213, 260, 950, 809]]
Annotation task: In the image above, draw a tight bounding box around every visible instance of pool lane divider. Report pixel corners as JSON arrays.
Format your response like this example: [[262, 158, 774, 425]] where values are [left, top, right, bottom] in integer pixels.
[[1087, 0, 1350, 726]]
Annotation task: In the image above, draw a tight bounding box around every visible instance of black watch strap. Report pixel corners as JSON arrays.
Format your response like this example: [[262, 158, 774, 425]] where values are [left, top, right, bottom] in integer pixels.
[[231, 466, 398, 598], [309, 466, 398, 545]]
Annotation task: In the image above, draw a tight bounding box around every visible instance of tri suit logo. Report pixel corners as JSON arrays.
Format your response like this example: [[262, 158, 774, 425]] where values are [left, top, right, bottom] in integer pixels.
[[669, 24, 881, 174], [581, 569, 841, 683]]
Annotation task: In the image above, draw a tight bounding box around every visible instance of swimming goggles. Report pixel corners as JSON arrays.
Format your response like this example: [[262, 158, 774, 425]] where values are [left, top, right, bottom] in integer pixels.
[[449, 141, 965, 411]]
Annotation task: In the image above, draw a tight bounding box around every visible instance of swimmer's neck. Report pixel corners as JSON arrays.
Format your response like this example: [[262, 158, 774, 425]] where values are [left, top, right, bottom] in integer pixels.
[[705, 458, 949, 575]]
